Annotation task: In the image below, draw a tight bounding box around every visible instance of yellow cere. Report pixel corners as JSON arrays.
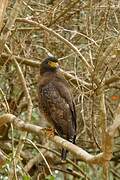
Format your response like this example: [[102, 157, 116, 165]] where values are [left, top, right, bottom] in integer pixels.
[[48, 61, 59, 68]]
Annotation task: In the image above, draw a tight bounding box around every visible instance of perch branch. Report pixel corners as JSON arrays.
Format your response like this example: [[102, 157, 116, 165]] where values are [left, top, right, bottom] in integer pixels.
[[0, 111, 120, 165]]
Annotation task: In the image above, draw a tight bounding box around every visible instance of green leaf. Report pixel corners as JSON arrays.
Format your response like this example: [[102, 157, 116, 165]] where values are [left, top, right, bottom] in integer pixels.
[[45, 175, 55, 180], [23, 175, 31, 180]]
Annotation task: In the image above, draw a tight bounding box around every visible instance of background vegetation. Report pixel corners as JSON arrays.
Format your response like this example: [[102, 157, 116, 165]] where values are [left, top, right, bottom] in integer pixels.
[[0, 0, 120, 179]]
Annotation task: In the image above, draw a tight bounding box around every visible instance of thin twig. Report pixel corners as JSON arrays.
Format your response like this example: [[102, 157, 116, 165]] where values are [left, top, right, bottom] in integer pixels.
[[5, 45, 33, 179], [15, 18, 93, 72], [0, 111, 120, 165]]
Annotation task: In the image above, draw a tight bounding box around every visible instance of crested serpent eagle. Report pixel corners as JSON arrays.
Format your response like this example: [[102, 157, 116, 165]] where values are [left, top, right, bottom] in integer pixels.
[[38, 56, 76, 160]]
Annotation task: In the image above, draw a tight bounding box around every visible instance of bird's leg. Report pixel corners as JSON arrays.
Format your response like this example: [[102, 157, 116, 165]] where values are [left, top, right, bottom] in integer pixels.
[[42, 127, 55, 137]]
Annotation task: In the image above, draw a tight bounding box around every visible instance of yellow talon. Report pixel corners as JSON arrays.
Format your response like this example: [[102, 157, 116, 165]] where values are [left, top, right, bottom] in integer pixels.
[[42, 127, 55, 137]]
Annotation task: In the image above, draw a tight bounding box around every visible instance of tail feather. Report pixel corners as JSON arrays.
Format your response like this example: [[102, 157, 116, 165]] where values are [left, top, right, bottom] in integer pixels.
[[61, 135, 76, 161], [61, 148, 68, 161]]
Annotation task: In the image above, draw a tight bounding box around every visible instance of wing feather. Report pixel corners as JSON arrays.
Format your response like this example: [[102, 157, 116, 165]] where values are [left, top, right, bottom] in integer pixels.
[[38, 80, 76, 142]]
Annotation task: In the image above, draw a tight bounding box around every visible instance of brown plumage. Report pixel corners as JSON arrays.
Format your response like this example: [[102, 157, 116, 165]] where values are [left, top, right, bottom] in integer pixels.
[[38, 56, 76, 160]]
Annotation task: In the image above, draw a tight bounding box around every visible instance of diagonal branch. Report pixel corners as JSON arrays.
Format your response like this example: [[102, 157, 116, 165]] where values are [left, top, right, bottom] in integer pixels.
[[5, 45, 33, 178], [0, 110, 120, 165], [15, 18, 93, 72], [1, 53, 119, 89], [1, 53, 92, 88], [0, 0, 23, 55], [0, 0, 8, 31]]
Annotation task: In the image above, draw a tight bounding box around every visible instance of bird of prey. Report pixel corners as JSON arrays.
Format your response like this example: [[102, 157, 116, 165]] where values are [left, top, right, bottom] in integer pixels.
[[38, 56, 76, 160]]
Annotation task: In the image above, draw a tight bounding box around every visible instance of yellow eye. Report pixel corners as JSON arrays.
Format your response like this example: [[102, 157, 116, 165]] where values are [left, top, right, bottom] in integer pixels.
[[48, 61, 59, 68]]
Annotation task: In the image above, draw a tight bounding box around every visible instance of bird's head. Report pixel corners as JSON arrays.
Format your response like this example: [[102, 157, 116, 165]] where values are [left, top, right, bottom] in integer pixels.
[[40, 56, 60, 75]]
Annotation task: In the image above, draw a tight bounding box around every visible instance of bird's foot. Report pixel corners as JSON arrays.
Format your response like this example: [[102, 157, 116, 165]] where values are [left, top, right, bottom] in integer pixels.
[[42, 127, 55, 138]]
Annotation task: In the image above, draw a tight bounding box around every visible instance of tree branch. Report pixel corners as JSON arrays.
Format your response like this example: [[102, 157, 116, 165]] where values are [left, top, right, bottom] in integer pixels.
[[0, 111, 120, 165], [5, 45, 33, 178], [1, 53, 119, 89], [0, 0, 8, 31], [0, 0, 23, 55], [15, 18, 93, 72], [1, 53, 91, 88]]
